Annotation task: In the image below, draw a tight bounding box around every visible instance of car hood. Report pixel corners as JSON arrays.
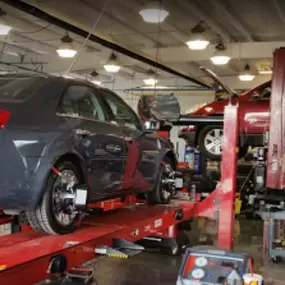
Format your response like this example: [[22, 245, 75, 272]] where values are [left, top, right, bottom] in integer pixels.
[[189, 99, 229, 116]]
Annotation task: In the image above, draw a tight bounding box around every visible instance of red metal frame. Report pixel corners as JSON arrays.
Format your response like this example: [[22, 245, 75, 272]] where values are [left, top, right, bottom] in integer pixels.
[[0, 103, 239, 284], [266, 48, 285, 189], [88, 195, 139, 212]]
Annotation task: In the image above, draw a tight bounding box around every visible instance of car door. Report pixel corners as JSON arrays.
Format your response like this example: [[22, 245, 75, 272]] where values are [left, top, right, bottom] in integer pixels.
[[57, 84, 127, 200], [100, 90, 160, 192]]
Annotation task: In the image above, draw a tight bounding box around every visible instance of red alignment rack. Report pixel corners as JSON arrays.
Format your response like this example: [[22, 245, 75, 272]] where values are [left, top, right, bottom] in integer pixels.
[[0, 104, 238, 284]]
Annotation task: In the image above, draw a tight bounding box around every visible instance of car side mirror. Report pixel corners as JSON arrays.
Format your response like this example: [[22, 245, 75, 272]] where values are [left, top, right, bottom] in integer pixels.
[[145, 120, 160, 131], [249, 92, 261, 101]]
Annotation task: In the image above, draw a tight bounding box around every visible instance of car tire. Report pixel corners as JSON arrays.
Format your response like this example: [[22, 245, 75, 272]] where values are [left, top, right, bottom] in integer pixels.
[[147, 157, 174, 204], [198, 125, 223, 161], [26, 161, 83, 235]]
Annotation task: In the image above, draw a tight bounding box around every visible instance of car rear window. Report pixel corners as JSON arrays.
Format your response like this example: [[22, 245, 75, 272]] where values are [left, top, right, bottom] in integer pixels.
[[0, 77, 47, 101]]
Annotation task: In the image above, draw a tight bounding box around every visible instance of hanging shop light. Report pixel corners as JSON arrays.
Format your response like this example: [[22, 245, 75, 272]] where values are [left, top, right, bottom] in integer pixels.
[[210, 42, 231, 65], [186, 22, 209, 50], [0, 9, 12, 36], [103, 53, 121, 73], [259, 65, 272, 74], [56, 34, 77, 58], [91, 80, 102, 86], [90, 70, 101, 86], [144, 69, 158, 85], [259, 69, 272, 75], [239, 64, 255, 81], [139, 2, 169, 23]]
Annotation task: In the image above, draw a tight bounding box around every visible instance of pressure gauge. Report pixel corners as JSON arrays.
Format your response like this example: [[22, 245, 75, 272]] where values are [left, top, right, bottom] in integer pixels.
[[191, 268, 205, 279], [195, 256, 208, 267]]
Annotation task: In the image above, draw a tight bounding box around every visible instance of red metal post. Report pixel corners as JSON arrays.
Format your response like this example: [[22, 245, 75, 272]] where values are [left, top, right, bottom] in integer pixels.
[[266, 48, 285, 189], [217, 104, 239, 249]]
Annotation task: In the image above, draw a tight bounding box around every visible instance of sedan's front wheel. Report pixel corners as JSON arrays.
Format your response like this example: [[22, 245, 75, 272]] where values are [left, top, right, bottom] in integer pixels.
[[147, 157, 176, 204], [26, 161, 82, 235]]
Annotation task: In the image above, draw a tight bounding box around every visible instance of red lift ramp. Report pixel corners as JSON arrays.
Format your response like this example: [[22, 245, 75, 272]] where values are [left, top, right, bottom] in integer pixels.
[[0, 202, 196, 285], [0, 102, 239, 285]]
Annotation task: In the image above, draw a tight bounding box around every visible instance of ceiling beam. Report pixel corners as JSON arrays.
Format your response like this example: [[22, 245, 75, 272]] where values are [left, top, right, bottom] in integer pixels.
[[143, 42, 281, 62], [176, 0, 234, 42], [271, 0, 285, 27], [5, 0, 209, 88], [209, 1, 254, 42]]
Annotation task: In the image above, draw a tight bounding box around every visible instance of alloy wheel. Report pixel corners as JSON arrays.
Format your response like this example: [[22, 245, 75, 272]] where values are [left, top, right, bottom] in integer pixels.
[[204, 128, 224, 156], [52, 169, 79, 227]]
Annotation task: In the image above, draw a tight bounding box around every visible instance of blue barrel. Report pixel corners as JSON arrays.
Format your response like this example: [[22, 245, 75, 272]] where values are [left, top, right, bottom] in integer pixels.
[[194, 147, 200, 175]]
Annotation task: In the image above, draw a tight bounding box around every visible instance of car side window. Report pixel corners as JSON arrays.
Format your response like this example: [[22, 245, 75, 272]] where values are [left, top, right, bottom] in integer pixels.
[[102, 91, 142, 130], [58, 85, 105, 121]]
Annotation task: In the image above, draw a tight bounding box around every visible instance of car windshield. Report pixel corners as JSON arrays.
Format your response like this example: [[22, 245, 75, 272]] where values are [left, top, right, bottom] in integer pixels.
[[0, 77, 46, 101]]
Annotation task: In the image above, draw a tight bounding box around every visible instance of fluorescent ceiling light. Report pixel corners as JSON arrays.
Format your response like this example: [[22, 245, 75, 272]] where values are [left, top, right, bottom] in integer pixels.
[[141, 85, 169, 89], [56, 34, 77, 58], [139, 2, 169, 23], [259, 70, 272, 74], [3, 51, 19, 57], [0, 70, 16, 75], [239, 64, 255, 81], [104, 53, 121, 73], [239, 74, 255, 81], [144, 78, 158, 85]]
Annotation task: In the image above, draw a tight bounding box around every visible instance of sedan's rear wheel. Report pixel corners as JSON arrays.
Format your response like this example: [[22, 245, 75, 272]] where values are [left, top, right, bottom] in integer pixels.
[[26, 161, 82, 235]]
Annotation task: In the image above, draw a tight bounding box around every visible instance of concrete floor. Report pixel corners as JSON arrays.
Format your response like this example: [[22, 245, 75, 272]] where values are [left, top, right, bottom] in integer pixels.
[[92, 217, 285, 285]]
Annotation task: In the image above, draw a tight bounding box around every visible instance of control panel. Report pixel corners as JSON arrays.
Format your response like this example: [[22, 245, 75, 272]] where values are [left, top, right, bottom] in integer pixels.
[[177, 247, 250, 285]]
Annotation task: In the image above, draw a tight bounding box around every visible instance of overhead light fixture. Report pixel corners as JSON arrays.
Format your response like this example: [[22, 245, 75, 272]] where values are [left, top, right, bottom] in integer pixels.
[[259, 70, 272, 75], [3, 51, 19, 57], [144, 69, 158, 85], [90, 70, 101, 86], [56, 34, 78, 58], [239, 64, 255, 81], [139, 2, 169, 23], [211, 42, 231, 65], [0, 9, 12, 36], [104, 53, 121, 73], [91, 80, 102, 86], [186, 22, 209, 50], [259, 66, 272, 74]]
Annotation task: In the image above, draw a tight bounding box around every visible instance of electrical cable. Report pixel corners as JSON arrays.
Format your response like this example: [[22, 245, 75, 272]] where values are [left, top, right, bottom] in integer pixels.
[[19, 23, 50, 34], [66, 0, 112, 73], [153, 0, 163, 96], [0, 60, 48, 75], [0, 34, 9, 60]]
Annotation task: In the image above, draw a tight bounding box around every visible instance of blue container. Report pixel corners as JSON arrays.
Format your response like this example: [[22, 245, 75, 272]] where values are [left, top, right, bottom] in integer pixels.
[[184, 144, 194, 169], [194, 147, 200, 175]]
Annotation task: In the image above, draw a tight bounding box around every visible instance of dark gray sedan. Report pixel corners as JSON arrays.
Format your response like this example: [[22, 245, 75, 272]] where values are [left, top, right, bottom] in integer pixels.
[[0, 76, 177, 234]]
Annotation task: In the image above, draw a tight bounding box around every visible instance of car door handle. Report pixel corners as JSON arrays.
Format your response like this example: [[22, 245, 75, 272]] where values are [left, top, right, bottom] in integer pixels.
[[124, 136, 133, 142], [75, 129, 91, 136]]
